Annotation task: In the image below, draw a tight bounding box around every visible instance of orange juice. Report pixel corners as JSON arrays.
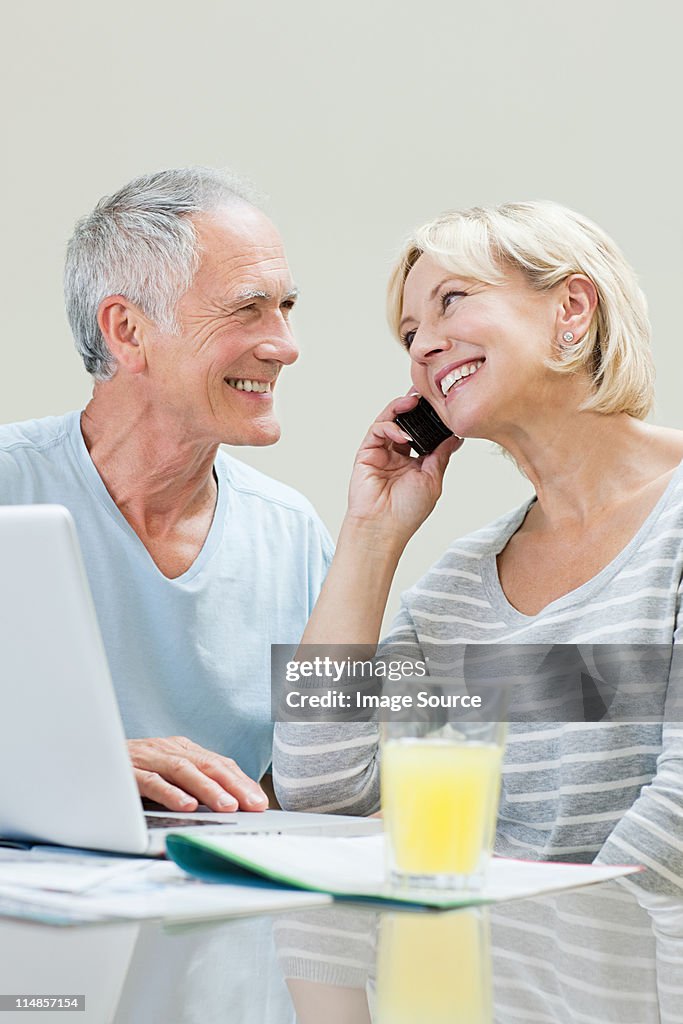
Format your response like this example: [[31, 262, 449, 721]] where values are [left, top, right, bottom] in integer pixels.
[[382, 738, 502, 878], [376, 909, 492, 1024]]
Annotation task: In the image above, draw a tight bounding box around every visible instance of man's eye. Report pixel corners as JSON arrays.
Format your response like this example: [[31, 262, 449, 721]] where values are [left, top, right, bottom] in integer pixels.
[[281, 300, 296, 314], [401, 329, 416, 350], [441, 290, 467, 310]]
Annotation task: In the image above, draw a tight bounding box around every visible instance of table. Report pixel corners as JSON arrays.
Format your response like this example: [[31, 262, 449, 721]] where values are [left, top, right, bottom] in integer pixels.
[[0, 877, 681, 1022]]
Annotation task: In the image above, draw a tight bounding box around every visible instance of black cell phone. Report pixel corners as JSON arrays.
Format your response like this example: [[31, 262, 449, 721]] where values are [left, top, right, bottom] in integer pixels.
[[394, 396, 453, 456]]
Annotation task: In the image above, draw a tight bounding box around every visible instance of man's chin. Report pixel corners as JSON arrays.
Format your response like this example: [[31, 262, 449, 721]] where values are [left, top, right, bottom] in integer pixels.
[[220, 421, 281, 448]]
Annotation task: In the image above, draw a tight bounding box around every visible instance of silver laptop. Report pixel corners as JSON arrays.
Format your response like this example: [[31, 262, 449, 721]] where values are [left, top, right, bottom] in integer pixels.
[[0, 505, 378, 856]]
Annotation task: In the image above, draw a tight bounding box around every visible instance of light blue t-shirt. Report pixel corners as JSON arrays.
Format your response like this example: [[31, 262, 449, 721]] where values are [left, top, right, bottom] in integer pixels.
[[0, 411, 334, 781]]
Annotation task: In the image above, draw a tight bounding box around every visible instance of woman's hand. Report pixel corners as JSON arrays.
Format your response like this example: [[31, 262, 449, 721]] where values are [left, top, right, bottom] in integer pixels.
[[298, 393, 461, 648], [346, 393, 464, 545]]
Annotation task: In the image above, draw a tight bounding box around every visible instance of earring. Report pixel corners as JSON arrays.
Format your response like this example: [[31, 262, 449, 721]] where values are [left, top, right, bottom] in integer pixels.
[[562, 331, 575, 343]]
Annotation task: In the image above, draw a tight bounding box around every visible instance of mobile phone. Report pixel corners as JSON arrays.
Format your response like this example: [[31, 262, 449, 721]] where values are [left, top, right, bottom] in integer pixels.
[[394, 396, 453, 456]]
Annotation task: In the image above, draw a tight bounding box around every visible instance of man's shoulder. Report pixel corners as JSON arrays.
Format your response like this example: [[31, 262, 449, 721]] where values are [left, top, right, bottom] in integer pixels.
[[0, 411, 77, 459], [217, 450, 324, 523], [0, 412, 80, 504]]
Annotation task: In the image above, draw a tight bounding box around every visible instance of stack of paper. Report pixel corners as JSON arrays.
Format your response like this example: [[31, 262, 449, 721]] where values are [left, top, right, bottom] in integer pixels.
[[0, 848, 330, 925], [166, 832, 640, 908]]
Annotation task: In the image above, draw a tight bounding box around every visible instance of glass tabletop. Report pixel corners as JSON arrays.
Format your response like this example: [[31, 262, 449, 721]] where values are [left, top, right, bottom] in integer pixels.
[[0, 878, 681, 1022]]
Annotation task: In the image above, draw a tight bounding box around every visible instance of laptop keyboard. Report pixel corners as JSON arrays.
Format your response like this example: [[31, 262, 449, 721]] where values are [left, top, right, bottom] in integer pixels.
[[146, 815, 237, 829]]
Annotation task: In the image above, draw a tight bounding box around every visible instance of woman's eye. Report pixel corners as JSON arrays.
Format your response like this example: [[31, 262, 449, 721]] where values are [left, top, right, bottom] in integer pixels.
[[402, 329, 416, 350], [441, 290, 467, 311]]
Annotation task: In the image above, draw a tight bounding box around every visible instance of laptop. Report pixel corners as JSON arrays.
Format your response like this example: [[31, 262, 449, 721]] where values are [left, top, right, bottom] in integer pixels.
[[0, 505, 378, 856]]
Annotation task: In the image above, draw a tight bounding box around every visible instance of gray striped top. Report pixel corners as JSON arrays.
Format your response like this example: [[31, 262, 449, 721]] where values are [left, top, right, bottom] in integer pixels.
[[274, 459, 683, 894]]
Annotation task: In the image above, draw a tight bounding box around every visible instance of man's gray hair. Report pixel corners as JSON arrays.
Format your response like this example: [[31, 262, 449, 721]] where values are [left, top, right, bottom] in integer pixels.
[[64, 167, 259, 380]]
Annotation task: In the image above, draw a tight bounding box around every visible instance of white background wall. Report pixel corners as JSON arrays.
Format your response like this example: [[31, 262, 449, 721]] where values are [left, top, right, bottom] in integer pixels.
[[1, 0, 681, 624]]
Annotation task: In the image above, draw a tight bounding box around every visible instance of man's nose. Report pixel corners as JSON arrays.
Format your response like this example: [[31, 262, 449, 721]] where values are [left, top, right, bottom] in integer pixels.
[[258, 318, 299, 365]]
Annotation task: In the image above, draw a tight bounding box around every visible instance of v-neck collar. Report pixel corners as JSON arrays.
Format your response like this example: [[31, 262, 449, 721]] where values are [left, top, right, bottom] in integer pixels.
[[67, 411, 228, 583]]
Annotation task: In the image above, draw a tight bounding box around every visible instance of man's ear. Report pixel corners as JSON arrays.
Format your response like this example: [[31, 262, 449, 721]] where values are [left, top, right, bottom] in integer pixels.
[[556, 274, 598, 343], [97, 295, 150, 374]]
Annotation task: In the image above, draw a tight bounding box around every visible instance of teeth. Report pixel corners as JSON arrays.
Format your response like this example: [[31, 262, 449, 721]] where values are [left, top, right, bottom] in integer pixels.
[[440, 360, 484, 396], [227, 379, 272, 393]]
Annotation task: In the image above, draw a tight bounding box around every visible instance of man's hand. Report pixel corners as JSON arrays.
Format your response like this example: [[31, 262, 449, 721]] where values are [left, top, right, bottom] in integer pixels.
[[127, 736, 269, 812]]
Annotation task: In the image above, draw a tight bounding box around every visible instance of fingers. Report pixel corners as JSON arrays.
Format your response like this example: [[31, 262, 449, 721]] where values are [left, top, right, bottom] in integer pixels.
[[367, 419, 413, 450], [188, 750, 269, 812], [133, 768, 199, 812], [374, 390, 420, 425], [127, 737, 268, 813], [163, 757, 244, 811], [359, 394, 419, 456], [423, 434, 465, 474], [364, 412, 463, 471]]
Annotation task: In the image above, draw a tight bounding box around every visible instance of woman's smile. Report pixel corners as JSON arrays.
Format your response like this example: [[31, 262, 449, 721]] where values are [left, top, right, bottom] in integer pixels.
[[436, 358, 486, 402]]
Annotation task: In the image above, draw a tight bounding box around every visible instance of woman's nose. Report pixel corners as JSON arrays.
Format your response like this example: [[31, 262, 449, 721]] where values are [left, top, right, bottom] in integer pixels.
[[409, 323, 449, 363]]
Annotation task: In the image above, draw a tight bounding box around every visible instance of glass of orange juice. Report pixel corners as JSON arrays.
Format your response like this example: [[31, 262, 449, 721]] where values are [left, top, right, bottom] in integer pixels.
[[375, 907, 492, 1024], [381, 689, 506, 892]]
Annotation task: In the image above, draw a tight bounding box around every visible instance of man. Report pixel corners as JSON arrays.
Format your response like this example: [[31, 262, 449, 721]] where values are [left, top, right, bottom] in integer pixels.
[[0, 167, 333, 812]]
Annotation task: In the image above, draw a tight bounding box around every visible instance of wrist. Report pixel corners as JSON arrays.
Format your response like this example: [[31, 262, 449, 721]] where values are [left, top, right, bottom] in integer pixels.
[[339, 515, 410, 562]]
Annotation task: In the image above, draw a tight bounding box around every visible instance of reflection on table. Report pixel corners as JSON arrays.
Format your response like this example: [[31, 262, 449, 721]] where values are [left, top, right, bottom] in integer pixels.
[[375, 909, 491, 1024], [1, 878, 682, 1022], [274, 880, 683, 1024]]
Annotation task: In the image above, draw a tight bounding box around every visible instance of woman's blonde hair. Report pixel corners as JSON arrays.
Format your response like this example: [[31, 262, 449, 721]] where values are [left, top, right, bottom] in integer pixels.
[[387, 201, 654, 418]]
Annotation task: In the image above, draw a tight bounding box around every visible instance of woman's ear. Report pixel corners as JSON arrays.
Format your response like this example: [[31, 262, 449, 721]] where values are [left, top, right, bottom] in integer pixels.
[[556, 274, 598, 344], [97, 295, 149, 375]]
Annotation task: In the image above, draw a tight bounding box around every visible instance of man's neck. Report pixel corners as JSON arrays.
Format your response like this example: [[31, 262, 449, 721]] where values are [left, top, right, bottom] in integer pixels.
[[80, 390, 219, 537]]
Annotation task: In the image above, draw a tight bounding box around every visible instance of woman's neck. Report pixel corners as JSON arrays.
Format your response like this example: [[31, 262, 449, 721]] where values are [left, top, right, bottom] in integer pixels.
[[494, 412, 682, 530]]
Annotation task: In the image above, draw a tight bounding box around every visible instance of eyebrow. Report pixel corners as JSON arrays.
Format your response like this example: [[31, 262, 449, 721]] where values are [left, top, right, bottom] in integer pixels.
[[233, 286, 300, 303], [398, 277, 453, 332]]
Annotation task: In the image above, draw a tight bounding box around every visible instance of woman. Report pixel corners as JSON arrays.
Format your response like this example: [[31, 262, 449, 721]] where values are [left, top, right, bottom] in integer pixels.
[[274, 201, 683, 893]]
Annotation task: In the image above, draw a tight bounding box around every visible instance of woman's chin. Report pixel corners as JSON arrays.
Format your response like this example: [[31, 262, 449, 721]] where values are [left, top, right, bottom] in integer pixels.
[[442, 408, 490, 440]]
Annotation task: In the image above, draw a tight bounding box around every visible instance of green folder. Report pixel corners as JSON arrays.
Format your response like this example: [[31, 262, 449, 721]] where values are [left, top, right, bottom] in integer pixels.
[[166, 832, 640, 910]]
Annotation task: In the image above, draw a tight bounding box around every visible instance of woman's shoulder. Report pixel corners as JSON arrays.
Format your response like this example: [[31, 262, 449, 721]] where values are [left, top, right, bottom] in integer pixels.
[[637, 426, 683, 519], [405, 498, 532, 597], [644, 423, 683, 452], [637, 423, 683, 477]]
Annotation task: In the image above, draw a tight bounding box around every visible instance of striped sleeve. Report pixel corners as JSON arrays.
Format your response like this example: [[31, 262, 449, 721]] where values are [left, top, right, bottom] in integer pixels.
[[272, 721, 380, 814], [272, 603, 421, 814], [594, 581, 683, 895]]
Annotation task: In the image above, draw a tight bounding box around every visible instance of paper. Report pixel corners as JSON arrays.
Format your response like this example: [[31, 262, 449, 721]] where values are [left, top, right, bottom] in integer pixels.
[[166, 832, 641, 908], [0, 848, 150, 893], [0, 849, 330, 925]]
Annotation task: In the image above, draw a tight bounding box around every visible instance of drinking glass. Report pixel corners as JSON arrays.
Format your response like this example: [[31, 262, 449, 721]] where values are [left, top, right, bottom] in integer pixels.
[[381, 688, 506, 892]]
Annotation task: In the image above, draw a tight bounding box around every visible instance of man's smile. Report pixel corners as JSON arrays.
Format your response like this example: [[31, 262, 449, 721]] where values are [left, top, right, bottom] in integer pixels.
[[225, 377, 273, 393]]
